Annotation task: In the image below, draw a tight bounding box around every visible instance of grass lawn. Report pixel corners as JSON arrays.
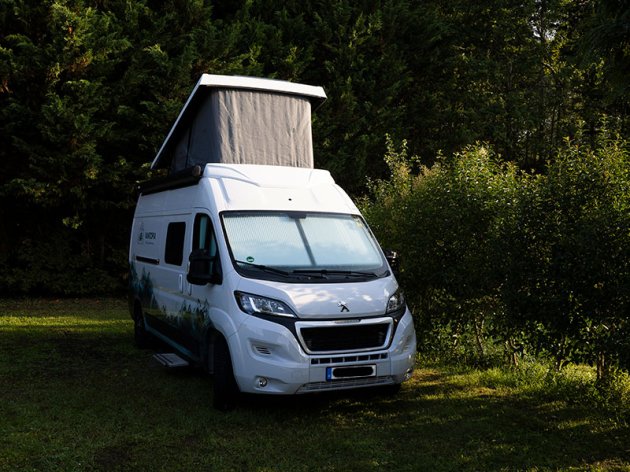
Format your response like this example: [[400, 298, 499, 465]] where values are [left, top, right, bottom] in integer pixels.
[[1, 298, 629, 471]]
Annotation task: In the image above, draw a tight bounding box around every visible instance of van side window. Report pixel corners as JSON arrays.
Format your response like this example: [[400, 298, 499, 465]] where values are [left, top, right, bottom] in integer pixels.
[[165, 222, 186, 265], [192, 214, 221, 281], [193, 214, 218, 257]]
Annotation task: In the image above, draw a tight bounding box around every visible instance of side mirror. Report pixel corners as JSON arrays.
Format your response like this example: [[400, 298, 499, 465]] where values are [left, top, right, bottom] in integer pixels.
[[187, 249, 222, 285], [384, 249, 399, 277]]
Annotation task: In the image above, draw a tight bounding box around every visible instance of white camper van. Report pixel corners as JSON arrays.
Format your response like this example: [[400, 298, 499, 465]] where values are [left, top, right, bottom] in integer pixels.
[[129, 75, 416, 409]]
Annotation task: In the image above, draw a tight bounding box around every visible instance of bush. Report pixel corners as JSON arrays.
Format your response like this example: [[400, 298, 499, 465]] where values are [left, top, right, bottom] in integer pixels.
[[362, 133, 630, 376], [502, 134, 630, 374], [0, 229, 123, 296], [362, 137, 520, 364]]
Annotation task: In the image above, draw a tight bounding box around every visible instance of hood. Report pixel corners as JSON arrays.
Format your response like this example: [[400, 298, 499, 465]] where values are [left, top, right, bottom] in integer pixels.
[[235, 276, 398, 319]]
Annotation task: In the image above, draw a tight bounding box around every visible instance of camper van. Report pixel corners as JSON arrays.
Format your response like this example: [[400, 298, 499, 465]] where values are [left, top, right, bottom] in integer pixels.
[[128, 75, 416, 409]]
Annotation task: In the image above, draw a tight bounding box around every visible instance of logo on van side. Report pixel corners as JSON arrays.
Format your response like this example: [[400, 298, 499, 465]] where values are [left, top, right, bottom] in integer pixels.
[[137, 222, 156, 245]]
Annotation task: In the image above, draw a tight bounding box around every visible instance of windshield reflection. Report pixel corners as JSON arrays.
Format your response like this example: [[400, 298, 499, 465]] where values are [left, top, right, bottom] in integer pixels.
[[222, 211, 387, 282]]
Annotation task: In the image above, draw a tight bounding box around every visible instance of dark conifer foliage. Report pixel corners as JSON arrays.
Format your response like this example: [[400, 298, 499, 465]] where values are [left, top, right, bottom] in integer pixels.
[[0, 0, 628, 295]]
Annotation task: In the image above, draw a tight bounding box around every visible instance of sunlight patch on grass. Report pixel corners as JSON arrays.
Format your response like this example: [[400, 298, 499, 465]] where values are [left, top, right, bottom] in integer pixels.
[[0, 315, 128, 328]]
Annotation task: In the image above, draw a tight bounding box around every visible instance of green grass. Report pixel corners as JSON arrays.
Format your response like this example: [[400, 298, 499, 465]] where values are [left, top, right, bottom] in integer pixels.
[[1, 299, 629, 471]]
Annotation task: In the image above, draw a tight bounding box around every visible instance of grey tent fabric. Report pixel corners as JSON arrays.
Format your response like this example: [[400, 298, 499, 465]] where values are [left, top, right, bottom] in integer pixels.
[[153, 74, 326, 173], [171, 128, 190, 173], [181, 89, 314, 171]]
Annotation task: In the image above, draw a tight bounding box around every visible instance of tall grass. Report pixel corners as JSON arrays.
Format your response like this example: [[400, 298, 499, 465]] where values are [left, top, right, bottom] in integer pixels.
[[434, 359, 630, 424]]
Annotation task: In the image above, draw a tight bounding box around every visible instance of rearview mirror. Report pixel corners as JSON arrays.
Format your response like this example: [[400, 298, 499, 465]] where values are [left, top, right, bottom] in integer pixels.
[[384, 249, 399, 277], [187, 249, 222, 285]]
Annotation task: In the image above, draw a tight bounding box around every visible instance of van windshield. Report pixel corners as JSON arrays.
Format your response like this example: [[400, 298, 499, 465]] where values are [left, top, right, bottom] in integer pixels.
[[221, 211, 388, 282]]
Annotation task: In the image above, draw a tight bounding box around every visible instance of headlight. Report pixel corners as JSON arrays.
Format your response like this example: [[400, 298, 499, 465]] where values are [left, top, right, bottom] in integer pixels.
[[235, 291, 297, 318], [387, 289, 406, 314]]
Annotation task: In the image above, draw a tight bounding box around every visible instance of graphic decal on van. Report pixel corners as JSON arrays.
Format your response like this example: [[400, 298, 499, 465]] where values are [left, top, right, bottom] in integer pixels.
[[129, 262, 158, 310], [131, 261, 212, 332], [176, 300, 212, 333]]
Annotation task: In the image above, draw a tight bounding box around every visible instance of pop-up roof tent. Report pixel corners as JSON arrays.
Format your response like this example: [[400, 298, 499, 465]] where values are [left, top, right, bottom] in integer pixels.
[[151, 74, 327, 173]]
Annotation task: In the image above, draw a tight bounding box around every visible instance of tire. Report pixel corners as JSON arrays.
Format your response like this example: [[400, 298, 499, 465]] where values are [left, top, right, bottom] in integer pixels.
[[133, 308, 151, 349], [212, 336, 239, 411], [381, 383, 402, 396]]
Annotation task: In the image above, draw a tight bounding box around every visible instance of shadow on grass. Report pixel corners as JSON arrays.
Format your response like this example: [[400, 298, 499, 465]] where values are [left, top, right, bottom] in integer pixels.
[[230, 374, 630, 471], [1, 316, 629, 471], [150, 349, 630, 471]]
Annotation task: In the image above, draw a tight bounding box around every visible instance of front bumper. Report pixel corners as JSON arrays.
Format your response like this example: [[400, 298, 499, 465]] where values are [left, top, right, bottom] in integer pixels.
[[227, 308, 417, 395]]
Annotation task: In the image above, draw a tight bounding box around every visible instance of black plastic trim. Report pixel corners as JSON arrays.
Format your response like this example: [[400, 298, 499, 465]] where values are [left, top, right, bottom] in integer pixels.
[[138, 165, 203, 196], [136, 255, 160, 265]]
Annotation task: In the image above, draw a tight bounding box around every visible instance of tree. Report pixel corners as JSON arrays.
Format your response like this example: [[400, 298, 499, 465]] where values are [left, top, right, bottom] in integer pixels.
[[1, 0, 629, 296], [0, 0, 255, 294]]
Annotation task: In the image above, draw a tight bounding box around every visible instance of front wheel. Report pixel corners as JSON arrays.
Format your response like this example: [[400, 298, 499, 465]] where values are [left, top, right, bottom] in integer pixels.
[[381, 383, 402, 395], [212, 336, 239, 411]]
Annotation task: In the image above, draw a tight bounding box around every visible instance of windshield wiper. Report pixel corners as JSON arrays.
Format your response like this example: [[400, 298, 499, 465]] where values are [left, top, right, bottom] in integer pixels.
[[235, 260, 290, 277], [291, 269, 379, 278]]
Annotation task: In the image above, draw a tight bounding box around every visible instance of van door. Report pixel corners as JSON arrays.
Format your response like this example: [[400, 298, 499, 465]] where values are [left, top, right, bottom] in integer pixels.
[[181, 212, 222, 346], [144, 216, 195, 354]]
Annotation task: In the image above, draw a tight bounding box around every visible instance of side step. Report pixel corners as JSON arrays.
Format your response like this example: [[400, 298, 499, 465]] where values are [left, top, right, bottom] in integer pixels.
[[153, 353, 190, 368]]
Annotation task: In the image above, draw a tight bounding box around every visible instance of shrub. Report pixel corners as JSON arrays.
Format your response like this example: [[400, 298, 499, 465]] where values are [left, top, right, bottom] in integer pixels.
[[362, 133, 630, 377], [502, 135, 630, 375], [362, 138, 520, 364]]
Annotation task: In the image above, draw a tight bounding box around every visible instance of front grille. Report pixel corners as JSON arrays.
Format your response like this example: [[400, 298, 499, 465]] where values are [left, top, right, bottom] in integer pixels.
[[297, 318, 392, 354]]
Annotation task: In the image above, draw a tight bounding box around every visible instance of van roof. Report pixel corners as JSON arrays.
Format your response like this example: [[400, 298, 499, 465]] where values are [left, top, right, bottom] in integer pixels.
[[136, 164, 359, 216], [204, 164, 358, 214], [151, 74, 327, 171]]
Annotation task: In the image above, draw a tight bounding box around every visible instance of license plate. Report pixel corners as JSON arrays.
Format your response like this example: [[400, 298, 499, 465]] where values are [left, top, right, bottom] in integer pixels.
[[326, 365, 376, 381]]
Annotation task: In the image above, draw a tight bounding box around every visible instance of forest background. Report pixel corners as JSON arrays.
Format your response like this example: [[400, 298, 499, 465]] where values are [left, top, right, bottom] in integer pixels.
[[1, 0, 629, 377]]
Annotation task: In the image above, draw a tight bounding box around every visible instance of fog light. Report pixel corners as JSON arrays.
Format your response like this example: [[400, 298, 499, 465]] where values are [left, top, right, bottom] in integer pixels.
[[404, 369, 413, 381], [257, 377, 268, 388]]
